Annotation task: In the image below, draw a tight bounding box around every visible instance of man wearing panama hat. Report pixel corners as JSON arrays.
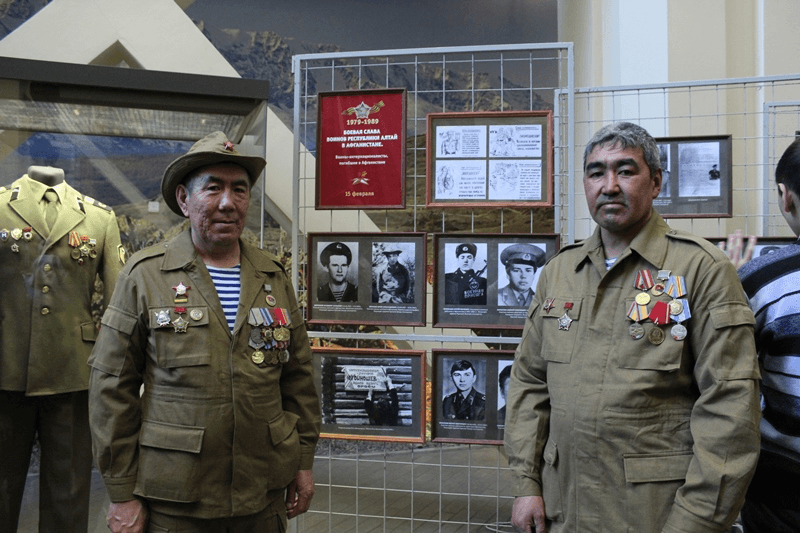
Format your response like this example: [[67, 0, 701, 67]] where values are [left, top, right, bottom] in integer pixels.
[[88, 131, 321, 533]]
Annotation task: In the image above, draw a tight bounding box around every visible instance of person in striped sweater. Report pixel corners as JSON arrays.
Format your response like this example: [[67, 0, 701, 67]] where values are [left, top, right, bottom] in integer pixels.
[[736, 137, 800, 533]]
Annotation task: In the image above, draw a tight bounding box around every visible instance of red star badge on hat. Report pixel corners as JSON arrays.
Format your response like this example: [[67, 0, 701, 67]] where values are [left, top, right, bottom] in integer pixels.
[[223, 140, 235, 151]]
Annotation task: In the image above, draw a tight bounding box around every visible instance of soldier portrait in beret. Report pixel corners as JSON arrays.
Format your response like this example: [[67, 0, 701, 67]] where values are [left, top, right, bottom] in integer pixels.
[[444, 242, 487, 305], [317, 241, 358, 303], [497, 243, 546, 307]]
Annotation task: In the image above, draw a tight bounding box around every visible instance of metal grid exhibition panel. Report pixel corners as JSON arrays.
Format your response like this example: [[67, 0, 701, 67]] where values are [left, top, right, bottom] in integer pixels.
[[290, 44, 800, 532], [291, 43, 573, 533]]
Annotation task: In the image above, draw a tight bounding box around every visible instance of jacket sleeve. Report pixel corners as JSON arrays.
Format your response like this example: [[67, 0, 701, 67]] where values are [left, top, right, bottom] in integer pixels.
[[88, 270, 147, 503], [100, 211, 124, 306], [280, 275, 322, 471], [503, 267, 551, 497], [662, 257, 761, 533]]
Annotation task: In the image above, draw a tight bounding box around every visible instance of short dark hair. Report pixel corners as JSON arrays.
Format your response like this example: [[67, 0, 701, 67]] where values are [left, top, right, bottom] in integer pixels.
[[450, 359, 476, 376], [776, 138, 800, 196], [498, 365, 512, 389], [583, 122, 661, 179]]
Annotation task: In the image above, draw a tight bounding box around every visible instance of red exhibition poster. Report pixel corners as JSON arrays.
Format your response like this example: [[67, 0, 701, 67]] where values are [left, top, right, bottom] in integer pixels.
[[315, 88, 407, 209]]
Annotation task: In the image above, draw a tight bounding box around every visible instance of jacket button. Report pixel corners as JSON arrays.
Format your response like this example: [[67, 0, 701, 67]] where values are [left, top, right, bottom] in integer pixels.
[[41, 307, 50, 315], [42, 286, 50, 293], [43, 264, 52, 272]]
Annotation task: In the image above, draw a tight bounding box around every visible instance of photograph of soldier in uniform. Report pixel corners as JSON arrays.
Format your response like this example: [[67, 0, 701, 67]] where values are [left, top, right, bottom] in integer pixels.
[[497, 242, 546, 307], [497, 362, 513, 425], [317, 241, 358, 302], [444, 242, 487, 305], [371, 242, 414, 304], [441, 359, 486, 421]]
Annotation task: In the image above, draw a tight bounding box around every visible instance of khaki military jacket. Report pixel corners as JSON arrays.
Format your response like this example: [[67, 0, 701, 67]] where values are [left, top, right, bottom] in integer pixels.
[[0, 175, 123, 395], [504, 211, 760, 533], [88, 229, 321, 519]]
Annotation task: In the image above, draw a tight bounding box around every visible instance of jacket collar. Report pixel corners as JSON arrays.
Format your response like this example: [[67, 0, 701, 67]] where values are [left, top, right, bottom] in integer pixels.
[[571, 209, 670, 272], [9, 176, 85, 244], [161, 229, 282, 274]]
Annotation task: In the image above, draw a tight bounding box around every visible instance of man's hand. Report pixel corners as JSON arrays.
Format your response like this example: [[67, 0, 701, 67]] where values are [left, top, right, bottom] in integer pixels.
[[718, 230, 757, 268], [285, 469, 315, 519], [107, 499, 148, 533], [511, 495, 546, 533]]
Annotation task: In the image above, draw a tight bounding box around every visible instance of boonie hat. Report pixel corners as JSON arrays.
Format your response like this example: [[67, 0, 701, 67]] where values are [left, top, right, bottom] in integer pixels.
[[161, 131, 267, 216]]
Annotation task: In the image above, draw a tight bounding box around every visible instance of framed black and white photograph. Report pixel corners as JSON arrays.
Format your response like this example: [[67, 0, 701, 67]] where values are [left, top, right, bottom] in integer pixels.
[[653, 135, 733, 218], [425, 110, 554, 208], [431, 349, 515, 444], [433, 233, 559, 329], [307, 233, 426, 326], [313, 348, 426, 443]]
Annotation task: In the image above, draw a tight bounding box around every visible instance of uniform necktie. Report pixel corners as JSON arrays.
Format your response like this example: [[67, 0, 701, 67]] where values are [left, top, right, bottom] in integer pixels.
[[43, 189, 59, 230], [518, 294, 526, 306]]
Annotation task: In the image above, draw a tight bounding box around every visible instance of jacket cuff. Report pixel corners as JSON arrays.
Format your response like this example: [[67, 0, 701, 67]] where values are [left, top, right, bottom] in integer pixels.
[[513, 475, 543, 498], [103, 475, 138, 503], [298, 448, 316, 471]]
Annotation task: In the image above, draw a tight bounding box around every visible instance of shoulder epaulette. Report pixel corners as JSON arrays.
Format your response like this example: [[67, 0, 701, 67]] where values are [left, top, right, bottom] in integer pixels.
[[125, 242, 169, 270], [80, 195, 113, 213], [665, 229, 725, 259]]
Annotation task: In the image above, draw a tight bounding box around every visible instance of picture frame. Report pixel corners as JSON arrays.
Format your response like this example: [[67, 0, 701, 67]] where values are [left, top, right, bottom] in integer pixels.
[[432, 233, 560, 329], [313, 348, 427, 443], [705, 235, 797, 258], [431, 349, 515, 444], [307, 232, 427, 326], [653, 135, 733, 218], [315, 88, 407, 210], [425, 110, 553, 208]]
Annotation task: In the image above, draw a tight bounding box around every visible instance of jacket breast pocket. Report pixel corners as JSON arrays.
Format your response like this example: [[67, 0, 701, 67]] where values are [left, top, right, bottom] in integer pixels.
[[149, 306, 211, 368], [135, 419, 205, 503], [540, 297, 582, 364], [616, 298, 684, 372]]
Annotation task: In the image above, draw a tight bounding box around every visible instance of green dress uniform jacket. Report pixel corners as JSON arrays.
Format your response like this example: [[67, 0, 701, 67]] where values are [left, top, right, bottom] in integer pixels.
[[88, 229, 322, 519], [0, 175, 123, 394], [504, 211, 761, 533]]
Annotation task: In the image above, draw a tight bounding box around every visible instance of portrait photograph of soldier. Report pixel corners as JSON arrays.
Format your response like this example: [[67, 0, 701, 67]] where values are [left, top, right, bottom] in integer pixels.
[[444, 242, 487, 305], [371, 241, 415, 304], [441, 358, 486, 421], [316, 241, 358, 303], [496, 242, 547, 307]]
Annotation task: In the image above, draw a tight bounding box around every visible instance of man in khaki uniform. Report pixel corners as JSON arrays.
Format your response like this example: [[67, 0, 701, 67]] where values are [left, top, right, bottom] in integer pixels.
[[0, 165, 124, 532], [504, 122, 761, 533], [89, 131, 321, 533]]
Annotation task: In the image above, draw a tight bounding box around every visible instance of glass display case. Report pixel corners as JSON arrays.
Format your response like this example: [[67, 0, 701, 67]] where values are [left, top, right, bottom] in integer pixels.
[[0, 57, 272, 255]]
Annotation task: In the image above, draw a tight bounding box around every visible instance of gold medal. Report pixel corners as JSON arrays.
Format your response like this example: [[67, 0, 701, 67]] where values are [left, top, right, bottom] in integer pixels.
[[273, 326, 290, 342], [252, 350, 265, 364], [648, 327, 665, 345], [189, 308, 204, 321], [172, 316, 189, 333], [635, 292, 651, 305]]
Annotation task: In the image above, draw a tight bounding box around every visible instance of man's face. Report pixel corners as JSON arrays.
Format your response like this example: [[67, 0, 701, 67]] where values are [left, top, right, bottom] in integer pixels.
[[386, 253, 399, 265], [327, 255, 350, 284], [177, 164, 250, 253], [584, 143, 661, 237], [507, 263, 535, 292], [451, 368, 476, 392], [457, 253, 474, 271]]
